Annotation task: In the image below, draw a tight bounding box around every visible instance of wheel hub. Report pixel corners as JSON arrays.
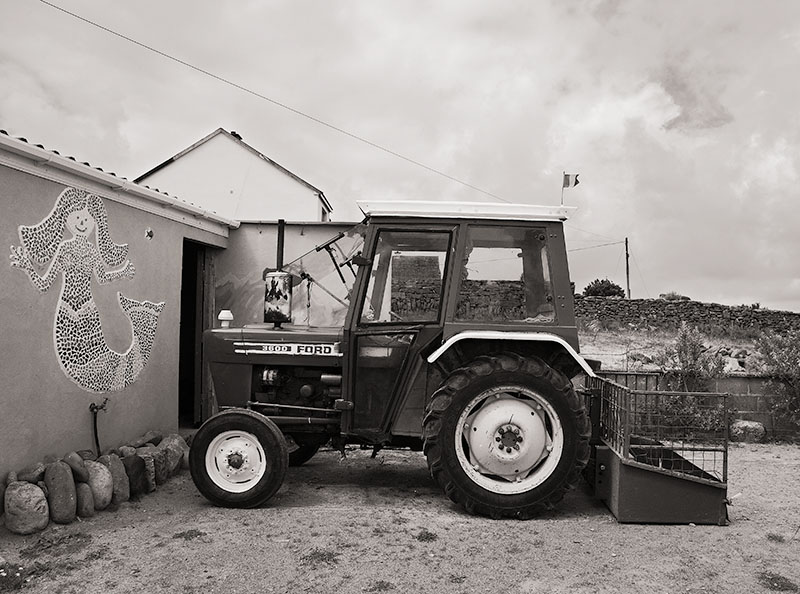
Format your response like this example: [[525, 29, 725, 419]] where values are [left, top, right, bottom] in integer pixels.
[[205, 431, 267, 492], [226, 451, 246, 470], [462, 393, 550, 481], [497, 425, 523, 451]]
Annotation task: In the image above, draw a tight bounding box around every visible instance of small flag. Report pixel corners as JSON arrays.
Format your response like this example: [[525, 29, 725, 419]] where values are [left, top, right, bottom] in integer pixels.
[[563, 173, 580, 188]]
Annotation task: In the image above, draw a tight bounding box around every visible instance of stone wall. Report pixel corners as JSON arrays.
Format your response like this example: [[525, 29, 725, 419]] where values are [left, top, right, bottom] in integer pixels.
[[576, 296, 800, 333]]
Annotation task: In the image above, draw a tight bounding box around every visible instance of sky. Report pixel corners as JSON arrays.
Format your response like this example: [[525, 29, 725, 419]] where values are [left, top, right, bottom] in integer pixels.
[[2, 1, 800, 311]]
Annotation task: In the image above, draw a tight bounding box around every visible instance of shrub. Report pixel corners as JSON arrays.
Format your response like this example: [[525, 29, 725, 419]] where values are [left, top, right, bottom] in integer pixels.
[[653, 322, 723, 392], [583, 278, 625, 298], [651, 323, 726, 433], [756, 330, 800, 427], [659, 291, 691, 301]]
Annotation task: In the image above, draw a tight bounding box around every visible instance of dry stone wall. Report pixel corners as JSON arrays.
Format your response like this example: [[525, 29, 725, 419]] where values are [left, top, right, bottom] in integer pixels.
[[575, 296, 800, 334]]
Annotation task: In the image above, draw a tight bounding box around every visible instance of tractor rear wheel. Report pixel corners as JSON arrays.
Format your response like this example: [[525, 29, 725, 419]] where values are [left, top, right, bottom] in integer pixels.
[[287, 433, 329, 467], [189, 409, 288, 508], [422, 353, 590, 519]]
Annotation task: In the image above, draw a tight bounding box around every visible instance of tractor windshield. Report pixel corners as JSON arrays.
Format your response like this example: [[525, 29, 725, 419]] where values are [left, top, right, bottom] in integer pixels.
[[282, 223, 366, 327]]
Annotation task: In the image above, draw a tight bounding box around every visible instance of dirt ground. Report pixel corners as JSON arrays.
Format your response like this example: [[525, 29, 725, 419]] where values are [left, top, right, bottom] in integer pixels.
[[1, 443, 798, 594]]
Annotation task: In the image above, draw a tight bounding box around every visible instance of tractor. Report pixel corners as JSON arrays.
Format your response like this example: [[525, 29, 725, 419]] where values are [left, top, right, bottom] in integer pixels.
[[189, 200, 598, 520]]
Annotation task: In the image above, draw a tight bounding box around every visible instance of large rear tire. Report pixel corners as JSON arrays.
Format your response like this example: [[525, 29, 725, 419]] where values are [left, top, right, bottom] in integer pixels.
[[189, 409, 288, 508], [287, 433, 329, 467], [422, 353, 590, 519]]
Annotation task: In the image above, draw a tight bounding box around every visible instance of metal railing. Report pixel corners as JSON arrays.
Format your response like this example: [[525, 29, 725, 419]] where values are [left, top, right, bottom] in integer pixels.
[[586, 376, 728, 484]]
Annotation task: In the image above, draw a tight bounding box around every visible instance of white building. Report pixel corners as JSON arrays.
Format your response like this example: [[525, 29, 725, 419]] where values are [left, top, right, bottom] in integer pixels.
[[136, 128, 332, 222]]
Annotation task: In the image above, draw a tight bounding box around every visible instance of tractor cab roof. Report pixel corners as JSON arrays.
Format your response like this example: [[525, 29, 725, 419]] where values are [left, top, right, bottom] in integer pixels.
[[357, 200, 575, 222]]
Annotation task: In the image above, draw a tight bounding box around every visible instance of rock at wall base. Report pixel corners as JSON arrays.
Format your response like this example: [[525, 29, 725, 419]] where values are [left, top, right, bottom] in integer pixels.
[[17, 463, 46, 484], [63, 452, 90, 483], [44, 461, 77, 524], [159, 435, 188, 476], [75, 482, 95, 517], [4, 482, 49, 535], [121, 455, 148, 499], [129, 431, 163, 448], [98, 454, 130, 504], [137, 447, 168, 485], [84, 460, 114, 510], [118, 446, 136, 458], [76, 450, 97, 461], [730, 419, 767, 443]]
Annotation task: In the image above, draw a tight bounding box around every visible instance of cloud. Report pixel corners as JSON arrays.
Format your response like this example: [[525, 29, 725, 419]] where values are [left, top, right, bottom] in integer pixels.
[[2, 0, 800, 310]]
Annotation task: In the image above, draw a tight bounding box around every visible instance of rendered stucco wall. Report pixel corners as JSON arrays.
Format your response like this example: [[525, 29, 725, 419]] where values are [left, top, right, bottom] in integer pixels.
[[140, 134, 326, 222], [0, 165, 226, 479]]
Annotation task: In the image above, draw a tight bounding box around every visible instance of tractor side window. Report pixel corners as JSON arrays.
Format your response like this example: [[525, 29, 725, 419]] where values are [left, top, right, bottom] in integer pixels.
[[456, 225, 555, 324], [360, 230, 450, 324]]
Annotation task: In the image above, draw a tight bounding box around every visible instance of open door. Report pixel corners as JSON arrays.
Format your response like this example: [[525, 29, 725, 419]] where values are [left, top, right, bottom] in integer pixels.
[[179, 239, 215, 426]]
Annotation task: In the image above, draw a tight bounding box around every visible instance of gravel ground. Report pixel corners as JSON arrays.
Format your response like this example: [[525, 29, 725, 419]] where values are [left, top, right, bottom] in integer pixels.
[[1, 443, 798, 594]]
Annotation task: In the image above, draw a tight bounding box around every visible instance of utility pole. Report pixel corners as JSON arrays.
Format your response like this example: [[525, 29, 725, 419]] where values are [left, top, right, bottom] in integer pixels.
[[625, 237, 631, 299]]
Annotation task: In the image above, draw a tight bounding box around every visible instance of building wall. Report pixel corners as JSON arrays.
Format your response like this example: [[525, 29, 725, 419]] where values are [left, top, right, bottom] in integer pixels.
[[140, 133, 325, 222], [0, 164, 227, 479]]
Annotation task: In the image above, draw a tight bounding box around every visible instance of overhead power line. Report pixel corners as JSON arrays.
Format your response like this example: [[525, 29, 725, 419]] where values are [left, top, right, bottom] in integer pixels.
[[38, 0, 512, 203], [568, 240, 624, 253]]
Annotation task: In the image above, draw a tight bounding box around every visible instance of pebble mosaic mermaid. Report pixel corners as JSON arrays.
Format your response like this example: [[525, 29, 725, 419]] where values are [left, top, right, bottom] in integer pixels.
[[9, 187, 164, 392]]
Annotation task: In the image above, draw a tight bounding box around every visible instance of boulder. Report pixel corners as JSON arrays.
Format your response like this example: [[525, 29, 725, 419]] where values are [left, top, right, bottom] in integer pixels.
[[84, 460, 113, 510], [76, 450, 97, 461], [4, 482, 49, 534], [63, 451, 90, 483], [42, 454, 60, 465], [6, 471, 18, 485], [75, 482, 95, 517], [121, 455, 148, 498], [44, 461, 77, 524], [98, 454, 130, 504], [17, 463, 46, 484], [730, 419, 766, 443]]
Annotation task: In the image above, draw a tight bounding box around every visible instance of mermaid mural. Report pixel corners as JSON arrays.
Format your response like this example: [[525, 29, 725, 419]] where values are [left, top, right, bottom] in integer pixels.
[[9, 187, 165, 393]]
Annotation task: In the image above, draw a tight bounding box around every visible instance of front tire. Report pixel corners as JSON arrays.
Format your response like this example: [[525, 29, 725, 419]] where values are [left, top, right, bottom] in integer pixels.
[[189, 409, 288, 508], [423, 353, 590, 519]]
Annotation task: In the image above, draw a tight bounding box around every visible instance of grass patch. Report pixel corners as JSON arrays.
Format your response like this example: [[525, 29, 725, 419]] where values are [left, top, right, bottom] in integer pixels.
[[758, 571, 799, 592], [300, 548, 339, 565], [172, 529, 207, 541], [414, 529, 438, 542]]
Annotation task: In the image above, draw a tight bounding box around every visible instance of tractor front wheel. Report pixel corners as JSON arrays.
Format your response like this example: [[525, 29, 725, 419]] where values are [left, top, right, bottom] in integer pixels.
[[189, 409, 288, 508], [423, 353, 590, 519]]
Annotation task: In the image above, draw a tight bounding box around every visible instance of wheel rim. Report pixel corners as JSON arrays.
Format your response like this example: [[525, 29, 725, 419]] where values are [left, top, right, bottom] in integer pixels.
[[205, 430, 267, 493], [455, 386, 564, 495]]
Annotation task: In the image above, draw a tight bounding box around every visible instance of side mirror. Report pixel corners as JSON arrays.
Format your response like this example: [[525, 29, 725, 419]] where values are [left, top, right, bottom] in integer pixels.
[[351, 254, 372, 267]]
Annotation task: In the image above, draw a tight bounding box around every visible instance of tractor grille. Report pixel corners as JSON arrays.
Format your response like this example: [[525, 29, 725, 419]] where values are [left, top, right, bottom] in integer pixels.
[[586, 376, 728, 484]]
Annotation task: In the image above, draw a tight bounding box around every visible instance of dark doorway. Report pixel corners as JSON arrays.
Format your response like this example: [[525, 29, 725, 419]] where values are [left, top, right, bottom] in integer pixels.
[[179, 240, 205, 427]]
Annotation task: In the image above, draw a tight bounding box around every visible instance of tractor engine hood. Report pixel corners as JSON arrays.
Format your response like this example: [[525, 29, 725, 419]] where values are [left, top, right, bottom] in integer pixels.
[[204, 324, 345, 362]]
